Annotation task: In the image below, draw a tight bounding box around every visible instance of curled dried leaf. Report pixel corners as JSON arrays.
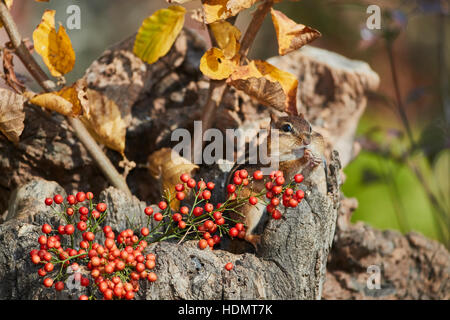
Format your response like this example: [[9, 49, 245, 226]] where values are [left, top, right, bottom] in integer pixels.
[[26, 79, 88, 117], [0, 88, 26, 144], [203, 0, 260, 24], [80, 89, 126, 154], [2, 48, 26, 93], [200, 47, 239, 80], [227, 60, 298, 115], [271, 9, 321, 56], [210, 21, 241, 59], [32, 10, 76, 77], [148, 148, 199, 210], [133, 5, 186, 65]]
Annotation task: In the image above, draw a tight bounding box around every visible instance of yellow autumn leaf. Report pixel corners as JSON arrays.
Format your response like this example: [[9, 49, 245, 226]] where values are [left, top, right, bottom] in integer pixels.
[[0, 0, 14, 28], [134, 5, 186, 65], [271, 9, 321, 56], [200, 47, 239, 80], [203, 0, 260, 24], [32, 10, 76, 77], [80, 89, 126, 154], [148, 147, 198, 211], [227, 60, 298, 114], [210, 21, 241, 59], [0, 87, 26, 144], [26, 79, 88, 117]]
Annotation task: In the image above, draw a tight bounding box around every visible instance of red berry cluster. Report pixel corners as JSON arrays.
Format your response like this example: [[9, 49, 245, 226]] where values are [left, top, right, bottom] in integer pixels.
[[30, 192, 158, 300]]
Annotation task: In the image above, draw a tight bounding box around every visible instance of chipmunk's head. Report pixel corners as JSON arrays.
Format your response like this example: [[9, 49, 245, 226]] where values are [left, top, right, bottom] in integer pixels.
[[269, 112, 312, 148]]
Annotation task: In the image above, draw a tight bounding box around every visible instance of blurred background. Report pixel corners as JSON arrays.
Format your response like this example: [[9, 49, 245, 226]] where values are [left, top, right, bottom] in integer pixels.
[[3, 0, 449, 246]]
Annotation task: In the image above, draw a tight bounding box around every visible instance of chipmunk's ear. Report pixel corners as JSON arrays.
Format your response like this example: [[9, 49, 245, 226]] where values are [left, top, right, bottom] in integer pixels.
[[298, 113, 305, 119]]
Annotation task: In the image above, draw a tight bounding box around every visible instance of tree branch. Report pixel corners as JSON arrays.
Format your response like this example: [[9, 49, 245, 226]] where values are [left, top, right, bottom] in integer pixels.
[[0, 2, 131, 196]]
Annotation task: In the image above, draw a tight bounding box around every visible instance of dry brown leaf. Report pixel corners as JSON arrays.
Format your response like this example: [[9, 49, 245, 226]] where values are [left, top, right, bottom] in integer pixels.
[[203, 0, 260, 24], [227, 60, 298, 115], [271, 9, 321, 56], [0, 88, 26, 144], [80, 89, 126, 154], [2, 48, 26, 93], [210, 20, 241, 59], [32, 10, 76, 77], [148, 147, 198, 210], [26, 79, 88, 117]]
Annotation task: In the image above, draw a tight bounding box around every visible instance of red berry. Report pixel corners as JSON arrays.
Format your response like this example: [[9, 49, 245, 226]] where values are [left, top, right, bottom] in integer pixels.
[[44, 262, 54, 272], [249, 196, 258, 205], [42, 224, 52, 234], [38, 235, 47, 245], [44, 198, 53, 206], [207, 238, 215, 247], [79, 206, 89, 215], [235, 223, 244, 231], [216, 217, 225, 225], [91, 210, 100, 219], [272, 210, 282, 220], [55, 226, 64, 235], [154, 213, 163, 221], [77, 221, 87, 231], [178, 221, 186, 229], [141, 227, 149, 236], [272, 186, 282, 194], [206, 182, 215, 190], [67, 195, 76, 205], [294, 174, 304, 183], [197, 181, 206, 190], [176, 192, 185, 201], [284, 188, 294, 196], [79, 295, 89, 300], [96, 203, 107, 212], [64, 224, 75, 235], [86, 192, 94, 200], [225, 262, 233, 271], [213, 235, 221, 244], [229, 227, 238, 237], [239, 169, 248, 179], [103, 225, 112, 234], [213, 211, 222, 220], [66, 207, 74, 216], [253, 170, 263, 180], [172, 213, 182, 222], [187, 178, 196, 188], [266, 191, 274, 199], [144, 207, 153, 216], [204, 220, 214, 230], [55, 281, 64, 291], [53, 194, 63, 204], [233, 176, 242, 185], [198, 239, 208, 250], [289, 198, 298, 207], [43, 278, 53, 288], [265, 182, 273, 190], [193, 207, 203, 217], [31, 255, 41, 264], [180, 173, 189, 183], [158, 201, 167, 210], [271, 198, 280, 206], [147, 272, 157, 282], [227, 184, 236, 193], [84, 232, 95, 242], [295, 189, 305, 200], [180, 206, 189, 215], [204, 203, 214, 212], [81, 277, 90, 287], [202, 190, 211, 200], [175, 183, 184, 192], [76, 192, 86, 202], [275, 176, 285, 186]]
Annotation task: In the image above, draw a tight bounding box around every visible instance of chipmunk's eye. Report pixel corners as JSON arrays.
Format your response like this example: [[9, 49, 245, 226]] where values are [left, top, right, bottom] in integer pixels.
[[281, 123, 293, 132]]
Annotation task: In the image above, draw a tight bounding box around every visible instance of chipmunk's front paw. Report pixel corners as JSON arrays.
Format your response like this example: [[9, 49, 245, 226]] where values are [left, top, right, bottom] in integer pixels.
[[304, 149, 322, 167]]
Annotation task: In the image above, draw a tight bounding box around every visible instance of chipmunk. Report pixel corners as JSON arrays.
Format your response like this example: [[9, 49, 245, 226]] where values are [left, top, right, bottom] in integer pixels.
[[226, 113, 327, 252]]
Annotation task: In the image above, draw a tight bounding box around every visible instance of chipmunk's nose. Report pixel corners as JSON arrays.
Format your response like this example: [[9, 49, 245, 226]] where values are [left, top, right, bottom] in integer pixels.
[[303, 134, 311, 145]]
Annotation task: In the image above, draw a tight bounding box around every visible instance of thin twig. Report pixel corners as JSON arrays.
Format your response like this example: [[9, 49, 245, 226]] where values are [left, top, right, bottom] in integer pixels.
[[0, 2, 131, 196]]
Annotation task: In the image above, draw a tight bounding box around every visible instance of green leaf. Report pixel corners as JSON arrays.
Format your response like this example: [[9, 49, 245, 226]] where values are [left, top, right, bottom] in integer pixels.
[[133, 5, 186, 64]]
